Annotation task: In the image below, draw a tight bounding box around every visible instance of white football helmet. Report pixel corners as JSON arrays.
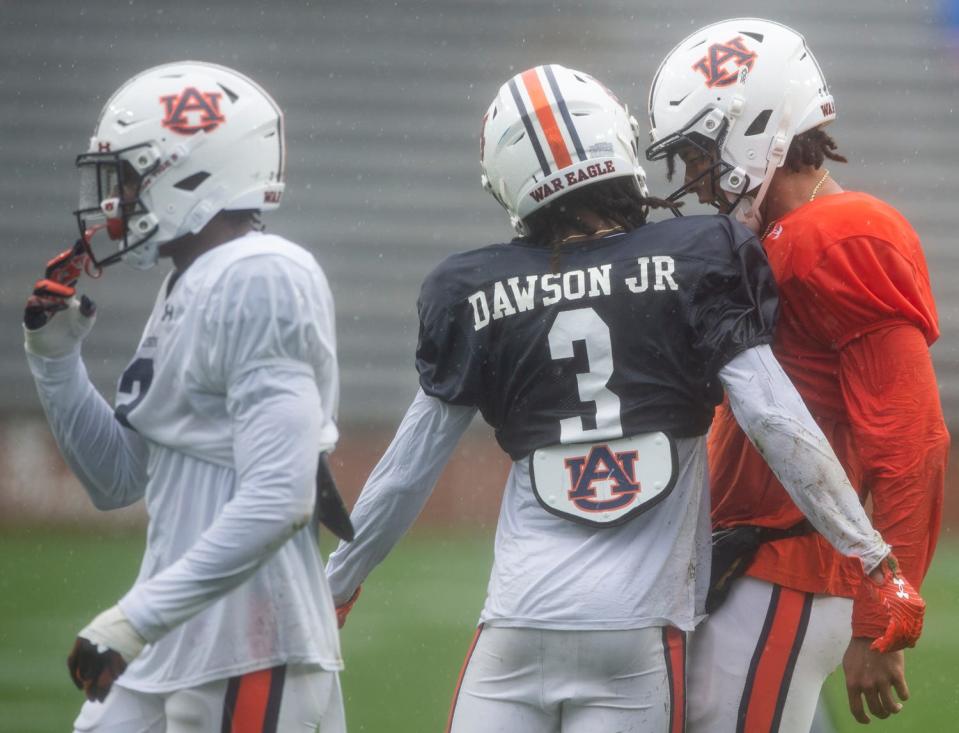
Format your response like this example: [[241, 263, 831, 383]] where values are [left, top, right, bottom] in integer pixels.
[[646, 18, 834, 227], [75, 61, 286, 269], [481, 64, 647, 234]]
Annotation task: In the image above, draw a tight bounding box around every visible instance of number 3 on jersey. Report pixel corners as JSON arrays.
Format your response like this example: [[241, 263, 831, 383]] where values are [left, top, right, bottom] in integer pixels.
[[115, 357, 154, 428], [548, 307, 623, 443]]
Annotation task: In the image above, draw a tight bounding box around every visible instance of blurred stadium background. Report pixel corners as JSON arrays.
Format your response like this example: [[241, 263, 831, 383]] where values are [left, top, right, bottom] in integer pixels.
[[1, 0, 956, 731]]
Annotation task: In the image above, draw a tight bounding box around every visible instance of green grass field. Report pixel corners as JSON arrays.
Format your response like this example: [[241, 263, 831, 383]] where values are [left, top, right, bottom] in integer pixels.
[[0, 527, 955, 732]]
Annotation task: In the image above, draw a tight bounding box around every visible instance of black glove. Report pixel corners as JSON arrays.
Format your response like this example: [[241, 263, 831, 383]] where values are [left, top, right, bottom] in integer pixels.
[[705, 526, 765, 613], [67, 637, 127, 702], [314, 453, 355, 542], [706, 521, 815, 613]]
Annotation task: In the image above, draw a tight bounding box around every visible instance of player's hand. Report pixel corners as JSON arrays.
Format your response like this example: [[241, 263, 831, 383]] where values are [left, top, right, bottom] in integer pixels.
[[24, 239, 97, 358], [67, 637, 127, 702], [861, 554, 925, 653], [68, 605, 146, 701], [842, 638, 908, 724], [335, 586, 361, 629]]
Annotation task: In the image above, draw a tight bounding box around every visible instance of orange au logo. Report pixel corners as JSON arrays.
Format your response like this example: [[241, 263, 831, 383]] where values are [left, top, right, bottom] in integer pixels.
[[160, 87, 226, 135], [692, 36, 757, 88]]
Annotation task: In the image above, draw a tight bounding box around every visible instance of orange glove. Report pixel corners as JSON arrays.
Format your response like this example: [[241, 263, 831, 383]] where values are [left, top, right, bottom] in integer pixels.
[[860, 554, 925, 653], [24, 239, 94, 330], [336, 587, 361, 629]]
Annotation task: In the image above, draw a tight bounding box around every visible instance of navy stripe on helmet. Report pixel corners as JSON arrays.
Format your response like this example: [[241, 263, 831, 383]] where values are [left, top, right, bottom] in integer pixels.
[[508, 78, 551, 176], [544, 65, 587, 162]]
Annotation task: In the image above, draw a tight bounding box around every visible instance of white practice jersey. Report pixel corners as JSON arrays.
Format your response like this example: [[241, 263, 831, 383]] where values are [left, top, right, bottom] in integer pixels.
[[326, 389, 710, 631], [27, 231, 343, 692], [326, 346, 888, 630]]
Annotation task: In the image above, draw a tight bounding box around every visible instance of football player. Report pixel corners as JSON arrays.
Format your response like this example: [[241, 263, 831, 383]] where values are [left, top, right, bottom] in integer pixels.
[[325, 64, 922, 732], [23, 62, 347, 732], [646, 18, 949, 731]]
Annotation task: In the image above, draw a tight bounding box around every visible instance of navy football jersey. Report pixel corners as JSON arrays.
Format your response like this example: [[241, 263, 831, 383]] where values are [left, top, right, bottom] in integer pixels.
[[416, 214, 778, 460]]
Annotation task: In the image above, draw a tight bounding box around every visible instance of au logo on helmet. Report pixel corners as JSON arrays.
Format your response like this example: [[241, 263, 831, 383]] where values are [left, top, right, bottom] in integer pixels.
[[692, 36, 758, 88], [160, 87, 226, 135]]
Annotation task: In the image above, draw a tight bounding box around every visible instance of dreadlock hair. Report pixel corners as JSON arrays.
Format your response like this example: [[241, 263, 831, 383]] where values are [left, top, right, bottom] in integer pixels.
[[521, 177, 677, 271], [220, 209, 265, 232], [662, 127, 847, 181], [784, 127, 847, 172]]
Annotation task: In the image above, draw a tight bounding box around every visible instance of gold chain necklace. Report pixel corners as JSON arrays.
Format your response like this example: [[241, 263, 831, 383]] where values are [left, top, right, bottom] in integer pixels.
[[557, 225, 624, 245], [808, 168, 830, 202], [761, 169, 830, 240]]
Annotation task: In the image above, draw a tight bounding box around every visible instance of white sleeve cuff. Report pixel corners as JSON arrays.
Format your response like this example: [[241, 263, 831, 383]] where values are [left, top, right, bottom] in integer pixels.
[[79, 604, 148, 663]]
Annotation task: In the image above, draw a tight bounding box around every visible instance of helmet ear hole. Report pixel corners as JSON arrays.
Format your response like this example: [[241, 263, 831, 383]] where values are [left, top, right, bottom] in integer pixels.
[[508, 131, 527, 146], [173, 172, 211, 191], [744, 110, 773, 137], [217, 83, 239, 103]]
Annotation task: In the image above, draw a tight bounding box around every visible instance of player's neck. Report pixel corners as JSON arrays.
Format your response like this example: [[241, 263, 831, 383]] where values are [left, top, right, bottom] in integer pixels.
[[160, 217, 255, 273], [761, 166, 844, 227]]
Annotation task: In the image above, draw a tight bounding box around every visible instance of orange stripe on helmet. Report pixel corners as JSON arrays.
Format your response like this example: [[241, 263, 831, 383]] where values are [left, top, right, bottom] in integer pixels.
[[521, 68, 573, 170]]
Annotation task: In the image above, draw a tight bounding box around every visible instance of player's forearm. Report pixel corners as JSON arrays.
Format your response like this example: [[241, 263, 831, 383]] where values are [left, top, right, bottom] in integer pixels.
[[719, 345, 889, 571], [119, 488, 315, 642], [25, 350, 148, 509], [119, 367, 321, 642], [839, 324, 949, 587], [326, 389, 476, 604]]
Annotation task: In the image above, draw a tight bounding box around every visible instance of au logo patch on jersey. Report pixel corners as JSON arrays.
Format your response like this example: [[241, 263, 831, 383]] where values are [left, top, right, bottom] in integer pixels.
[[692, 36, 757, 88], [565, 446, 640, 512], [160, 87, 226, 135], [530, 433, 678, 527]]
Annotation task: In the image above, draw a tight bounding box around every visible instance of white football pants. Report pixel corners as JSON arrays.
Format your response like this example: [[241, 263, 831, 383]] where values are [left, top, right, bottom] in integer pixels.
[[446, 625, 687, 733], [687, 576, 852, 733], [72, 664, 345, 733]]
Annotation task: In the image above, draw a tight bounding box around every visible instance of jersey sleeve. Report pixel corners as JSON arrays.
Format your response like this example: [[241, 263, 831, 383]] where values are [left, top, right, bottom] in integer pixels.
[[199, 254, 339, 449], [25, 349, 148, 510], [415, 267, 484, 407], [794, 235, 939, 349], [841, 324, 949, 637], [687, 218, 779, 376], [326, 389, 477, 604]]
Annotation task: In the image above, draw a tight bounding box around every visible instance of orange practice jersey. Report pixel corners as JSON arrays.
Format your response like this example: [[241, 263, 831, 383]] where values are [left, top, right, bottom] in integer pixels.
[[708, 191, 949, 637]]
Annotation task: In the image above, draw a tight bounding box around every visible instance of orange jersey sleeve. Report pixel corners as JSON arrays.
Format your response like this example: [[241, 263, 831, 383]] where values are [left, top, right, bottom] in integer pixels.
[[840, 324, 949, 636], [709, 192, 948, 612]]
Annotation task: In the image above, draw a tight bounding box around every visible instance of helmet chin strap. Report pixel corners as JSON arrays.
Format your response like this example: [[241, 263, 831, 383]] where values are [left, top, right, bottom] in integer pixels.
[[731, 99, 794, 235]]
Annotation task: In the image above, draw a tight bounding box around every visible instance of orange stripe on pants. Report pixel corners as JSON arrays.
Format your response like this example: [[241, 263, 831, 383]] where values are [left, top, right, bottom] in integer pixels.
[[520, 69, 573, 169], [664, 627, 686, 733], [445, 624, 484, 733], [740, 587, 812, 732], [230, 668, 272, 733]]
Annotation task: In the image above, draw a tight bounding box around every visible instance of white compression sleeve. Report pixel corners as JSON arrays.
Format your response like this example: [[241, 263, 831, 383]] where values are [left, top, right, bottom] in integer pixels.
[[326, 389, 477, 605], [718, 345, 889, 573], [25, 349, 148, 510]]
